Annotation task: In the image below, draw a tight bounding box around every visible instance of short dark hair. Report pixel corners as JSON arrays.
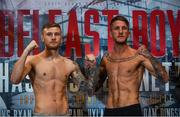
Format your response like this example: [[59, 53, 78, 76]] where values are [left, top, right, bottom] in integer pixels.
[[110, 15, 129, 29], [42, 23, 61, 33]]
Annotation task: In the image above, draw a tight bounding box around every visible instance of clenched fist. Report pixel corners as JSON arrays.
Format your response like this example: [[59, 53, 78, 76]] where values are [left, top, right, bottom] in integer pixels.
[[138, 45, 151, 58], [85, 54, 96, 68], [25, 40, 38, 53]]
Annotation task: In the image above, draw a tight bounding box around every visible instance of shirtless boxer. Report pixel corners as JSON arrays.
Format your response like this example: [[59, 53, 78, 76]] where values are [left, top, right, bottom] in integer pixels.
[[10, 23, 91, 116], [86, 15, 169, 116]]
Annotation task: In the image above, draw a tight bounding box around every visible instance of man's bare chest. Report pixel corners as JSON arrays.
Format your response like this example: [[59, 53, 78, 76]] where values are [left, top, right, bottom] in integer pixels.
[[105, 60, 141, 77], [32, 60, 70, 81]]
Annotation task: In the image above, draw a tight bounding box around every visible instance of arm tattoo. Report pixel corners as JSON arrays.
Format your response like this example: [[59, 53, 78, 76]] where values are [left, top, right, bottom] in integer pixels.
[[106, 52, 138, 63], [84, 62, 107, 92], [72, 70, 85, 87], [71, 62, 93, 94], [71, 62, 85, 86], [150, 57, 164, 80], [83, 56, 108, 94], [143, 50, 166, 82], [84, 65, 97, 78]]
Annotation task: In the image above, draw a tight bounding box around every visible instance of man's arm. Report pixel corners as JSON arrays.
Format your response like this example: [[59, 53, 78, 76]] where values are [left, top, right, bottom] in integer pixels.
[[71, 62, 93, 94], [11, 40, 38, 84], [94, 57, 107, 92], [85, 54, 107, 92], [138, 45, 169, 83]]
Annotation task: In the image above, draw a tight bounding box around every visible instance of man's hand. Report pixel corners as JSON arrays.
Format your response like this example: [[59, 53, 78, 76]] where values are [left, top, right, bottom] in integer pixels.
[[138, 45, 151, 58], [84, 54, 97, 78], [25, 40, 38, 53], [85, 54, 96, 68]]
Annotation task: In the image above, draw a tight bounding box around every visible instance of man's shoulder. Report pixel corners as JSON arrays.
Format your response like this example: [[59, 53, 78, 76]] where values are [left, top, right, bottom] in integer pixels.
[[128, 47, 147, 59], [60, 57, 77, 67], [128, 46, 138, 54], [26, 53, 44, 64], [128, 47, 148, 61], [61, 58, 79, 72], [61, 57, 72, 63], [26, 55, 38, 62]]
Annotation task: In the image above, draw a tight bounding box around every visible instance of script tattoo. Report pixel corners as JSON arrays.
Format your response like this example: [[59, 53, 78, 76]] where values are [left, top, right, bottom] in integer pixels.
[[106, 52, 138, 63]]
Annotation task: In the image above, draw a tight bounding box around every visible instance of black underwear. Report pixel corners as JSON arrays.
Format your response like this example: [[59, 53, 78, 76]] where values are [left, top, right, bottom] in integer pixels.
[[104, 103, 142, 116]]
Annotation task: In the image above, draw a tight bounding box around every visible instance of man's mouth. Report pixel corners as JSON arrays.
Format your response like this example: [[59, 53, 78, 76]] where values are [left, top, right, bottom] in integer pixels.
[[50, 41, 57, 43]]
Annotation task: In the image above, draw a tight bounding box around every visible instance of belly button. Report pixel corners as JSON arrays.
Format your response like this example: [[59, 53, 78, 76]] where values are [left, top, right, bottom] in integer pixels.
[[127, 70, 131, 73], [43, 73, 46, 76]]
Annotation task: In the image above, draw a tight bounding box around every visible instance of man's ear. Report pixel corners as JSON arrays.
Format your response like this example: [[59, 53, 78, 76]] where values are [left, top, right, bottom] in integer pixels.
[[41, 34, 44, 42]]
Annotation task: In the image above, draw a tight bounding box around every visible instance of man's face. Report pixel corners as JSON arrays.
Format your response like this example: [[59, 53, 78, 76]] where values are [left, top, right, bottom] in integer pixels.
[[42, 27, 62, 49], [110, 20, 130, 44]]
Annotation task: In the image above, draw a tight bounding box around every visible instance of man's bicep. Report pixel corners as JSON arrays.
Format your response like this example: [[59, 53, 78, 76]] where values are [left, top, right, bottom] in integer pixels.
[[71, 62, 85, 85], [21, 57, 33, 79], [141, 58, 157, 76], [71, 70, 84, 81]]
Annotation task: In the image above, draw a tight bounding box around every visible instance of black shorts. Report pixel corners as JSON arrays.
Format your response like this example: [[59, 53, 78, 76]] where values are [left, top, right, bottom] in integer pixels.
[[104, 104, 142, 116]]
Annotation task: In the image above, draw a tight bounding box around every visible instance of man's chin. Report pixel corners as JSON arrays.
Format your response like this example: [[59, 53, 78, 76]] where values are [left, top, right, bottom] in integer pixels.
[[115, 40, 126, 44], [47, 46, 59, 50]]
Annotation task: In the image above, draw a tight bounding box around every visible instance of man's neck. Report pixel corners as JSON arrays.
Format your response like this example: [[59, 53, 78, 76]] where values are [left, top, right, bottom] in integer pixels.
[[42, 48, 60, 59], [113, 43, 128, 54]]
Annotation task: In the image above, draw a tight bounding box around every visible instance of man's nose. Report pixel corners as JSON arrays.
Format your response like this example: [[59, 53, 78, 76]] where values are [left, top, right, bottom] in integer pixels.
[[51, 34, 56, 39], [119, 29, 123, 34]]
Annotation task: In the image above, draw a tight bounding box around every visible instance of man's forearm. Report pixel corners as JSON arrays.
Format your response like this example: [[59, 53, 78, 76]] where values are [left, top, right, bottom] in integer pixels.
[[149, 55, 169, 83], [139, 45, 169, 83], [94, 71, 107, 92], [11, 40, 38, 84], [11, 50, 29, 84]]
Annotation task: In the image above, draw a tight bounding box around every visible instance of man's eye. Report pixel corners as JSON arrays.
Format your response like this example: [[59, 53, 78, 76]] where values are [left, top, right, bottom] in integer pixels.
[[114, 27, 119, 30], [55, 33, 60, 36], [46, 32, 52, 36], [46, 32, 61, 36], [122, 26, 128, 30]]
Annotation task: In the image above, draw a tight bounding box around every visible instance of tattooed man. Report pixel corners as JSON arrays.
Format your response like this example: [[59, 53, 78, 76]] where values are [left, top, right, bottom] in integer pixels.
[[11, 23, 91, 116], [86, 15, 169, 116]]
